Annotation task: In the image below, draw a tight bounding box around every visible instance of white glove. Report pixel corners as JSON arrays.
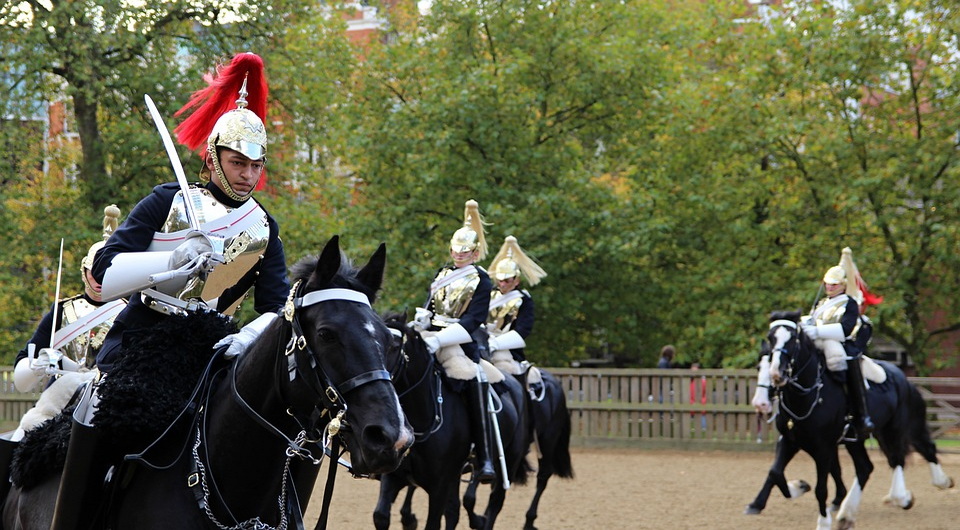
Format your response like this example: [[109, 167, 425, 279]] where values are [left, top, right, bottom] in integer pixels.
[[423, 335, 440, 354], [169, 231, 222, 269], [215, 312, 279, 359], [801, 323, 819, 340], [31, 348, 61, 375], [408, 308, 433, 331]]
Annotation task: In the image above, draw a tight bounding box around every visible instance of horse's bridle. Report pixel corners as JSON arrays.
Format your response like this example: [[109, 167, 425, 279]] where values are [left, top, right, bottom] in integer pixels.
[[768, 319, 824, 423]]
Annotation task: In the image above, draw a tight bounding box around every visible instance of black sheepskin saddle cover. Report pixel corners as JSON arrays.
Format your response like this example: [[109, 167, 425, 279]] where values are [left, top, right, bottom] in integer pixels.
[[11, 312, 236, 489]]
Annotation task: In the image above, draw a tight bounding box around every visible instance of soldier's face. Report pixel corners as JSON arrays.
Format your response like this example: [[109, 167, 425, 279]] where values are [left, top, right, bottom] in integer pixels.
[[450, 248, 478, 268], [825, 282, 845, 298], [209, 149, 264, 197], [497, 276, 520, 294]]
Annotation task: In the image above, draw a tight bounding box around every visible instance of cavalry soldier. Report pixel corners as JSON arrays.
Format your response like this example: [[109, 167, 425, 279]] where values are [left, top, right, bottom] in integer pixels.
[[1, 206, 127, 506], [12, 205, 126, 397], [412, 199, 497, 484], [800, 247, 875, 437], [485, 235, 546, 376], [52, 52, 289, 530]]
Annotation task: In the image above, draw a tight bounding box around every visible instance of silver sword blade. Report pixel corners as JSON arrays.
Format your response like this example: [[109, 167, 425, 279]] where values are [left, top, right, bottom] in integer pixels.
[[144, 94, 200, 231]]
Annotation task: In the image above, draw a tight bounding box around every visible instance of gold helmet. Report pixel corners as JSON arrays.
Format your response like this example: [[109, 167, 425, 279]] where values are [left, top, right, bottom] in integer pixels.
[[822, 247, 860, 298], [488, 235, 547, 286], [449, 199, 488, 259], [175, 53, 268, 202]]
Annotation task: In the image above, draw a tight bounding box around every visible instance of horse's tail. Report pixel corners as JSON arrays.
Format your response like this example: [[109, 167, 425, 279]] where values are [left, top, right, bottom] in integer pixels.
[[905, 380, 940, 463], [552, 394, 575, 479]]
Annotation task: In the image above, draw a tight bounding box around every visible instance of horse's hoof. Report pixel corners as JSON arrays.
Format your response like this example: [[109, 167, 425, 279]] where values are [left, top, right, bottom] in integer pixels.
[[743, 505, 762, 515], [837, 517, 855, 530], [903, 495, 914, 510]]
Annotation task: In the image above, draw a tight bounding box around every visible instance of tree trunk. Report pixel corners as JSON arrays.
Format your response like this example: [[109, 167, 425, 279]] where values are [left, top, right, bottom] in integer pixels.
[[73, 91, 110, 211]]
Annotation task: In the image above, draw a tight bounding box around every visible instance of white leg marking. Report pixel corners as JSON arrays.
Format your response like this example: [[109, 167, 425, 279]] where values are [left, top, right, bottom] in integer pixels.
[[930, 462, 954, 490], [837, 478, 862, 524], [883, 465, 912, 508]]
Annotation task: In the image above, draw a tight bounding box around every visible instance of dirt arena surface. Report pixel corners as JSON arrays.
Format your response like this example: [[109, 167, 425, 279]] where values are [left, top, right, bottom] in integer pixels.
[[304, 446, 959, 529]]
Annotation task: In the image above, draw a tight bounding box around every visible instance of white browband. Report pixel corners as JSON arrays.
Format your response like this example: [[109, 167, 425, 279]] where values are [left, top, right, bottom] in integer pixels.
[[298, 288, 371, 308], [768, 319, 798, 330]]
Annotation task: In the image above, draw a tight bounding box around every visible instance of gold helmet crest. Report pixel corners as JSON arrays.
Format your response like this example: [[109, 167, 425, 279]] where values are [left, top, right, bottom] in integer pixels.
[[449, 200, 488, 259], [81, 204, 121, 273], [488, 235, 547, 286]]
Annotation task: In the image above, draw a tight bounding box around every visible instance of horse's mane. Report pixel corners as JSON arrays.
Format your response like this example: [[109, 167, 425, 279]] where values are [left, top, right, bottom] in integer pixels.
[[290, 252, 378, 302]]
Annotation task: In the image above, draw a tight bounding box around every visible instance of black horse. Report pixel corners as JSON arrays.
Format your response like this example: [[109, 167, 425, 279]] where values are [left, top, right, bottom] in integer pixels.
[[515, 369, 574, 530], [461, 368, 529, 530], [754, 310, 953, 529], [3, 236, 414, 529], [374, 315, 529, 530], [461, 366, 570, 530]]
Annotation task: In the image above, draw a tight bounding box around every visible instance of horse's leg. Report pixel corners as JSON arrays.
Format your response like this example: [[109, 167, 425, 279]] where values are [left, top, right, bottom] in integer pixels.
[[462, 476, 484, 529], [442, 489, 460, 530], [836, 441, 874, 530], [481, 484, 507, 530], [424, 477, 458, 530], [811, 452, 835, 530], [907, 407, 955, 490], [745, 437, 805, 514], [525, 458, 551, 530], [373, 474, 405, 530], [830, 450, 847, 513], [399, 485, 419, 530], [874, 433, 913, 510]]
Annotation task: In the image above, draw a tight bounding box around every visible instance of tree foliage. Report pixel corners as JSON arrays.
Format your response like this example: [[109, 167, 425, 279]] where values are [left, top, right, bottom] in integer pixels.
[[2, 0, 958, 375]]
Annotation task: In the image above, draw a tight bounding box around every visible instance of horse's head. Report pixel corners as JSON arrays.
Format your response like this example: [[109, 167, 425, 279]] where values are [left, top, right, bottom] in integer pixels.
[[286, 236, 413, 475], [751, 339, 774, 414], [766, 310, 803, 388], [380, 311, 433, 394]]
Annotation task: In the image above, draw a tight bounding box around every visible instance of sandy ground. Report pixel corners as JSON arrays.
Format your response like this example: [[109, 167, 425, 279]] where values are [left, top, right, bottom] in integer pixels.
[[303, 447, 960, 529]]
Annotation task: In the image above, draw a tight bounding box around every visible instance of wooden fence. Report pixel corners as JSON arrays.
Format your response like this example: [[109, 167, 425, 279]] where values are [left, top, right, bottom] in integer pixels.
[[1, 367, 957, 452], [547, 368, 960, 452]]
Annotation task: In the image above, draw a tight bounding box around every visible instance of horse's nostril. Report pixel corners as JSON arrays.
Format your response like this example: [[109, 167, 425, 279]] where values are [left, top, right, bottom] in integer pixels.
[[361, 424, 393, 451]]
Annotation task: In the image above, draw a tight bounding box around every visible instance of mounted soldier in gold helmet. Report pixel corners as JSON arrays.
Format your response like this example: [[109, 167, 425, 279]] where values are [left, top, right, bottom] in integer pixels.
[[800, 247, 875, 437], [411, 199, 497, 484]]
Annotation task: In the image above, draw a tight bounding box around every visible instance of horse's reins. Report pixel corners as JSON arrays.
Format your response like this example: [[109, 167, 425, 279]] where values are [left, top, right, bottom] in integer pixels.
[[388, 326, 444, 442], [769, 320, 824, 423]]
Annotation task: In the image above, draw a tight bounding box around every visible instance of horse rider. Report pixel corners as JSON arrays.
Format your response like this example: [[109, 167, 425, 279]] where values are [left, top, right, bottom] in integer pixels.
[[800, 247, 875, 437], [485, 236, 546, 385], [1, 206, 127, 503], [411, 199, 497, 484], [52, 52, 290, 530]]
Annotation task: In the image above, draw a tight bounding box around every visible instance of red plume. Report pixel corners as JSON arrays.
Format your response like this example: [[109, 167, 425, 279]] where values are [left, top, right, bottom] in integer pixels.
[[856, 275, 883, 311], [174, 53, 268, 153]]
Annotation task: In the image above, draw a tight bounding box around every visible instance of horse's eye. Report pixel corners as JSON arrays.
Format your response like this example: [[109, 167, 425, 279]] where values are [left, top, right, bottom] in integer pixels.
[[316, 328, 337, 342]]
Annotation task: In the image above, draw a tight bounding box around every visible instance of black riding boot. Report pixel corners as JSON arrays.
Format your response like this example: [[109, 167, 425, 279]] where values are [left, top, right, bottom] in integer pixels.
[[51, 386, 113, 530], [846, 358, 874, 437], [466, 378, 496, 484], [0, 434, 17, 507]]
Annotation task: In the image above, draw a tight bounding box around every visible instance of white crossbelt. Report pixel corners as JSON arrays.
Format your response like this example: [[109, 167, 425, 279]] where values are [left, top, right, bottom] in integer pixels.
[[52, 299, 126, 350]]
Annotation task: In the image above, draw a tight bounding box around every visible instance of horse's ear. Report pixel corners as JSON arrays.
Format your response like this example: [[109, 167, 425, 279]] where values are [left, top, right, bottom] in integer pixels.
[[314, 235, 342, 287], [357, 243, 386, 297]]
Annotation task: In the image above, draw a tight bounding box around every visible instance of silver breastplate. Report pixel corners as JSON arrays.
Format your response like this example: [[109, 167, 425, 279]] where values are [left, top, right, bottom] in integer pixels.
[[55, 297, 122, 368], [487, 291, 523, 333], [149, 187, 270, 315], [430, 267, 480, 325]]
